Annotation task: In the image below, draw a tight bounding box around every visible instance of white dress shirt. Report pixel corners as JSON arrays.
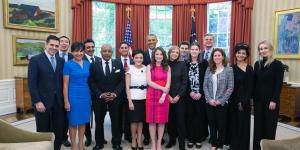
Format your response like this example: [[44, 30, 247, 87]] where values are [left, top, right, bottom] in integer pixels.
[[59, 50, 69, 62], [101, 58, 112, 75], [85, 54, 95, 63]]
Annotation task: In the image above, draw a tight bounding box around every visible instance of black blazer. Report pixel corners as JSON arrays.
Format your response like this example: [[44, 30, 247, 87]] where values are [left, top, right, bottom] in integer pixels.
[[253, 59, 283, 104], [116, 57, 134, 66], [28, 52, 65, 108], [88, 59, 125, 101], [83, 55, 101, 63], [55, 52, 73, 61], [186, 60, 208, 97], [169, 61, 187, 97], [143, 49, 152, 66]]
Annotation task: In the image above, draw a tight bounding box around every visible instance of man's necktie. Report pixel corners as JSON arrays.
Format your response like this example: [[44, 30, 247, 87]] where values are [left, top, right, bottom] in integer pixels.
[[91, 57, 95, 63], [105, 61, 110, 76], [62, 52, 67, 61], [50, 56, 56, 71], [124, 58, 128, 68]]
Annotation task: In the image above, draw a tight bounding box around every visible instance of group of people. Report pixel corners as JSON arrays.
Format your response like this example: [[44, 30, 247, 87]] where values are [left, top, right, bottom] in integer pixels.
[[28, 33, 284, 150]]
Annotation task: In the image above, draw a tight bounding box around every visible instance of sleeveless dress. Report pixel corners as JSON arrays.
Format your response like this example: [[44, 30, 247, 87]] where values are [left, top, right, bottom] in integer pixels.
[[63, 60, 91, 126], [146, 65, 169, 123]]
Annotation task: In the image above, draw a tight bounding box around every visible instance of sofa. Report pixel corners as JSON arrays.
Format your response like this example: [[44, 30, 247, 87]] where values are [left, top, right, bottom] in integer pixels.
[[260, 136, 300, 150], [0, 119, 54, 150]]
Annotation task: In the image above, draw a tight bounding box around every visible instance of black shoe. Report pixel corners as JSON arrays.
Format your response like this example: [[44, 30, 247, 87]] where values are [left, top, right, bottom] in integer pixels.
[[92, 144, 104, 150], [165, 141, 176, 148], [137, 147, 144, 150], [85, 139, 92, 146], [62, 140, 71, 147], [112, 145, 123, 150], [161, 138, 165, 145], [187, 142, 194, 148], [195, 142, 202, 149], [143, 138, 149, 145], [131, 146, 137, 150], [103, 139, 108, 144]]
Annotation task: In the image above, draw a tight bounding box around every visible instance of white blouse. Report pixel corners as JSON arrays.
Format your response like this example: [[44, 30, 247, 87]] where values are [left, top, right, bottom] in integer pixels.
[[126, 65, 147, 100], [212, 68, 224, 99]]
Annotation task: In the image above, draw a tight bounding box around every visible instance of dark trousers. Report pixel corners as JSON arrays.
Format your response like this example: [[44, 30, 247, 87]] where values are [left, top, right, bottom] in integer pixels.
[[228, 102, 251, 150], [206, 103, 228, 148], [62, 110, 69, 142], [253, 101, 279, 150], [93, 99, 121, 145], [167, 98, 186, 149], [34, 101, 64, 150], [186, 98, 209, 143], [85, 122, 92, 140], [119, 101, 131, 139]]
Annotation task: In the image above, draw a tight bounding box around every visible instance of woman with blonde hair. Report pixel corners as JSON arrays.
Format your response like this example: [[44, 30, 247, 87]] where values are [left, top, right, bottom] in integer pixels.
[[253, 40, 284, 150]]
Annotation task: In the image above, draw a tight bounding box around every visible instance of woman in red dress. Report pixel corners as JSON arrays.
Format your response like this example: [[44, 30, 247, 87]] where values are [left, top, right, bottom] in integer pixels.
[[146, 47, 171, 150]]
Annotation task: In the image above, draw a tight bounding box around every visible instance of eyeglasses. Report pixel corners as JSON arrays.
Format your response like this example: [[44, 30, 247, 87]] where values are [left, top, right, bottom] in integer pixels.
[[86, 46, 95, 49]]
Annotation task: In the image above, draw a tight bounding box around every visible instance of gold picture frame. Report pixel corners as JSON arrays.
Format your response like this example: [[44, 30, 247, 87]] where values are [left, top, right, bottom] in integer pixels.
[[3, 0, 59, 32], [13, 35, 45, 66], [274, 8, 300, 59]]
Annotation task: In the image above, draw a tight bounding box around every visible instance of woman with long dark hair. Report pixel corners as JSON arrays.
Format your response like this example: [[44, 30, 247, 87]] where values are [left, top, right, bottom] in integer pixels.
[[203, 48, 234, 150], [146, 47, 171, 150], [186, 42, 209, 149]]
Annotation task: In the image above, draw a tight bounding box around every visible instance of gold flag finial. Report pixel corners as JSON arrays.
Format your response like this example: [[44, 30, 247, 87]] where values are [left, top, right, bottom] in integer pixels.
[[126, 6, 132, 18]]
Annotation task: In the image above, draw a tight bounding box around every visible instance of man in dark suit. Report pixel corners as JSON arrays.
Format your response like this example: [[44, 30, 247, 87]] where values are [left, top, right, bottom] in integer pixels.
[[202, 33, 214, 61], [143, 34, 158, 66], [28, 35, 65, 150], [82, 38, 102, 147], [56, 35, 73, 148], [89, 44, 125, 150], [116, 42, 134, 143]]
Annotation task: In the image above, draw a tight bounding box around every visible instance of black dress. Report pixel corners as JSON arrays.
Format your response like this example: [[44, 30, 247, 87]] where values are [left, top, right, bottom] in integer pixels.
[[167, 60, 188, 150], [228, 64, 254, 150], [253, 59, 283, 150], [186, 60, 209, 143]]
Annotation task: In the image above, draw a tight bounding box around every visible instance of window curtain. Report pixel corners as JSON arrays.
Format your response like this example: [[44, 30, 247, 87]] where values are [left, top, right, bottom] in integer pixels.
[[72, 0, 93, 42], [100, 0, 226, 5], [116, 4, 149, 57], [172, 4, 207, 47], [229, 0, 253, 64]]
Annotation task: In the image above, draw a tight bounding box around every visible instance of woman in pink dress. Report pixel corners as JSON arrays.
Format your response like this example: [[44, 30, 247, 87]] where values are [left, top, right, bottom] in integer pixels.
[[146, 47, 171, 150]]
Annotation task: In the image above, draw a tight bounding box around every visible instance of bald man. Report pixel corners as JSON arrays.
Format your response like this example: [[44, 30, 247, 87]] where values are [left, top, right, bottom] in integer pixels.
[[89, 44, 125, 150]]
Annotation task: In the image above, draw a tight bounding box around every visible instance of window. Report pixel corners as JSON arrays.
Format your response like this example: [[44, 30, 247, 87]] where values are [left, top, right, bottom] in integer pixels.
[[149, 5, 173, 52], [207, 1, 232, 56], [92, 1, 116, 57]]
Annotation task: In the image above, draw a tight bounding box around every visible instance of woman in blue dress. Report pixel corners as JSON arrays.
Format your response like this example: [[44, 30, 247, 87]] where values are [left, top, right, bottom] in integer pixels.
[[63, 42, 91, 150]]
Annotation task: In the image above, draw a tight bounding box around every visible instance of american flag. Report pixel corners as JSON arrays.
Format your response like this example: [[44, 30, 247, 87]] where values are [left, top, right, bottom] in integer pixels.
[[124, 18, 133, 57], [190, 16, 197, 44]]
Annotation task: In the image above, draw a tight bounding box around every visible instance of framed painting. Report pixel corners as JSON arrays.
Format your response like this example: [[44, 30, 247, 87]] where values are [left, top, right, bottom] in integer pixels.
[[274, 8, 300, 59], [13, 36, 45, 66], [3, 0, 59, 32]]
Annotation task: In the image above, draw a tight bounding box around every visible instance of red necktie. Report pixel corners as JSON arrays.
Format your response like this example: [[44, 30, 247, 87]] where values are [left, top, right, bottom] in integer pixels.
[[124, 58, 128, 68]]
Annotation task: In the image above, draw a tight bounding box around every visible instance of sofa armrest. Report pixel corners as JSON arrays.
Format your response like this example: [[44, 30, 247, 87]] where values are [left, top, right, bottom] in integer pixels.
[[0, 119, 54, 143]]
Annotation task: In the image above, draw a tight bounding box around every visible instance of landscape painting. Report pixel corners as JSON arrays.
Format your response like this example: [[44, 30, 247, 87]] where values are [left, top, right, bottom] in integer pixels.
[[274, 8, 300, 59], [13, 36, 45, 65], [3, 0, 59, 32]]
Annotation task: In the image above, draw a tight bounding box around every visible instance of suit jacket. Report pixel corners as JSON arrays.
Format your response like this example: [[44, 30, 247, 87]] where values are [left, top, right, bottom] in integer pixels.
[[28, 52, 65, 108], [83, 55, 101, 63], [55, 52, 73, 62], [116, 57, 134, 66], [143, 50, 152, 66], [116, 57, 133, 103], [169, 60, 188, 98], [203, 66, 234, 106], [88, 59, 125, 102]]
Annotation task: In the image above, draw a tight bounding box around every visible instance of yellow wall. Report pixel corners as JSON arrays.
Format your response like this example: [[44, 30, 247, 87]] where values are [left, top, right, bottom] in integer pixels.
[[0, 0, 72, 80], [251, 0, 300, 82]]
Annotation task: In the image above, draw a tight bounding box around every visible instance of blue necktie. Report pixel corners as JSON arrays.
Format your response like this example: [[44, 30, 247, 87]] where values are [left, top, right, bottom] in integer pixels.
[[50, 56, 56, 71], [62, 52, 67, 61], [205, 51, 209, 60]]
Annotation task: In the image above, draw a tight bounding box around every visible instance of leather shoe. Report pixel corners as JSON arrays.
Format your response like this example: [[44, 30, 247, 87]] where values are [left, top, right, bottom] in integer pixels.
[[92, 144, 104, 150], [62, 140, 71, 147], [112, 145, 123, 150], [138, 147, 144, 150], [161, 138, 165, 145], [143, 138, 149, 145], [85, 139, 92, 146], [103, 139, 108, 144], [165, 141, 176, 148]]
